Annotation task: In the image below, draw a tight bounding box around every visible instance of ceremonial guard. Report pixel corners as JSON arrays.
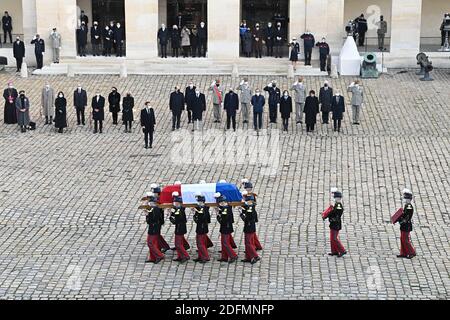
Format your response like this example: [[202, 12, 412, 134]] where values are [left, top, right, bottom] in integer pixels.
[[264, 81, 281, 124], [240, 192, 261, 264], [108, 87, 121, 125], [396, 189, 417, 259], [215, 193, 238, 263], [322, 189, 347, 257], [41, 84, 55, 125], [169, 192, 190, 263], [300, 31, 315, 66], [241, 179, 262, 251], [144, 193, 165, 264], [193, 194, 212, 263], [316, 38, 330, 72], [150, 184, 171, 252], [184, 81, 196, 124]]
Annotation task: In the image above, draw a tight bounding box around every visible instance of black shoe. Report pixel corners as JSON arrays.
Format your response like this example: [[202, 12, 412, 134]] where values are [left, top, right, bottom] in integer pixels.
[[145, 259, 153, 263], [328, 253, 337, 256], [406, 255, 415, 259], [179, 258, 189, 263], [145, 146, 148, 149], [171, 247, 177, 251], [250, 257, 261, 264], [217, 258, 227, 262], [154, 257, 163, 264], [173, 258, 182, 262], [149, 145, 153, 149], [228, 257, 238, 263], [93, 130, 97, 134], [397, 255, 407, 258], [241, 259, 251, 263], [161, 248, 169, 253]]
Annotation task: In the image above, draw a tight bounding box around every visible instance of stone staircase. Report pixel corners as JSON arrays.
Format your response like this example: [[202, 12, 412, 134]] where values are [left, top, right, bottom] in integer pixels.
[[32, 57, 328, 77]]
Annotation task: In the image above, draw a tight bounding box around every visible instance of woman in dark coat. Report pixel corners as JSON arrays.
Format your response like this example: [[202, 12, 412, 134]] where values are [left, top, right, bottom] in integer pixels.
[[279, 90, 292, 132], [122, 92, 134, 133], [171, 25, 181, 58], [3, 82, 18, 124], [304, 90, 319, 132], [108, 87, 121, 125], [54, 91, 67, 133], [289, 38, 300, 70]]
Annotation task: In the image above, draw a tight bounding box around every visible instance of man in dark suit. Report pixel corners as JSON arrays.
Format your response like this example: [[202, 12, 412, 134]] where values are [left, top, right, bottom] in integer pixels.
[[157, 24, 169, 58], [2, 11, 12, 44], [169, 86, 185, 131], [184, 81, 196, 124], [13, 37, 25, 72], [319, 81, 333, 124], [331, 92, 345, 132], [77, 22, 88, 56], [74, 85, 88, 125], [224, 88, 239, 131], [264, 81, 281, 124], [30, 34, 45, 69], [92, 92, 105, 133], [114, 22, 125, 57], [91, 21, 102, 56], [80, 10, 89, 28], [191, 88, 206, 132], [197, 22, 207, 57], [140, 101, 156, 149]]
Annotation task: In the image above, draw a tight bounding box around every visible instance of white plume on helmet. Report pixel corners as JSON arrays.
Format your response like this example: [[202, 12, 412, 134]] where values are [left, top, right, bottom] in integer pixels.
[[172, 191, 180, 197], [214, 192, 221, 198]]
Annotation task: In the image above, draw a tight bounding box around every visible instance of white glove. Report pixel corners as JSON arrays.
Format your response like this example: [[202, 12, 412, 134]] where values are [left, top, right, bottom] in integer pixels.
[[33, 36, 36, 40], [41, 52, 45, 56], [240, 80, 244, 85]]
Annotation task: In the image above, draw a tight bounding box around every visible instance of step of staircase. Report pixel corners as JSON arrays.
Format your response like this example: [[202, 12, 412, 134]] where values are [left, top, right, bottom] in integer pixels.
[[32, 57, 327, 76]]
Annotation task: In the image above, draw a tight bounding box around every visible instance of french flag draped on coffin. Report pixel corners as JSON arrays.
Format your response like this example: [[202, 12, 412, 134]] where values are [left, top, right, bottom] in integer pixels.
[[159, 182, 243, 205]]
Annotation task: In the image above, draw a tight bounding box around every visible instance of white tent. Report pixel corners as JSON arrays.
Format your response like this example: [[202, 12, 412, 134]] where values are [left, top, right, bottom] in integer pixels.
[[339, 36, 361, 76]]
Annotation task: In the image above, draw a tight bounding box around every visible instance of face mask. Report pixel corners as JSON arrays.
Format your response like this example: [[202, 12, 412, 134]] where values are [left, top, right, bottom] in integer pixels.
[[59, 94, 63, 98], [189, 84, 193, 88], [8, 85, 13, 88], [324, 84, 328, 87], [127, 94, 131, 97], [268, 24, 272, 28], [256, 92, 260, 96], [272, 83, 276, 87], [284, 94, 288, 97], [20, 94, 25, 98], [195, 91, 200, 95]]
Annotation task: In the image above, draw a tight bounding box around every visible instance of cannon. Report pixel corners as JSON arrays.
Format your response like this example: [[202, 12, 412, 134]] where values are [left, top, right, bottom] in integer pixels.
[[361, 53, 379, 78], [416, 52, 433, 81], [0, 56, 7, 71]]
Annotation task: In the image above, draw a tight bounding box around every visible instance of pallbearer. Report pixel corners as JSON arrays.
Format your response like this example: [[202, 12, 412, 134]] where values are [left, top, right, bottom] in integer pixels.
[[150, 183, 172, 253], [169, 192, 190, 263], [241, 179, 263, 251], [396, 189, 417, 259], [144, 193, 165, 264], [240, 191, 261, 264], [215, 193, 238, 263], [323, 188, 347, 257], [193, 193, 211, 263]]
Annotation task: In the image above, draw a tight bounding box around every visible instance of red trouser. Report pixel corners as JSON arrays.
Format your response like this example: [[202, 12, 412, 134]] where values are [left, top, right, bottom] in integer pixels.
[[175, 235, 190, 260], [400, 231, 416, 256], [147, 234, 165, 261], [230, 236, 237, 249], [196, 234, 210, 261], [244, 232, 259, 260], [330, 229, 346, 254], [158, 234, 170, 250], [221, 233, 237, 260]]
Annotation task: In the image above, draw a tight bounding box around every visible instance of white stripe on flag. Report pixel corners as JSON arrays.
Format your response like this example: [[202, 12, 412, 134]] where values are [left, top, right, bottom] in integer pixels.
[[181, 183, 217, 204]]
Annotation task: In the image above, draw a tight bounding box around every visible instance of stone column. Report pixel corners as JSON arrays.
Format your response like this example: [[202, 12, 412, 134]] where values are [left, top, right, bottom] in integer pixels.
[[35, 0, 77, 65], [289, 0, 306, 41], [390, 0, 422, 56], [22, 0, 37, 66], [125, 0, 159, 59], [158, 0, 167, 26], [326, 0, 345, 54], [207, 0, 240, 60]]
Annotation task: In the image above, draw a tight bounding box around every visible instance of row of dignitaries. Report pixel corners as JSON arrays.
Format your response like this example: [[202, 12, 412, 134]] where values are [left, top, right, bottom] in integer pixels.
[[143, 180, 262, 264], [2, 83, 137, 135], [157, 22, 208, 58], [167, 77, 358, 133], [76, 19, 125, 57]]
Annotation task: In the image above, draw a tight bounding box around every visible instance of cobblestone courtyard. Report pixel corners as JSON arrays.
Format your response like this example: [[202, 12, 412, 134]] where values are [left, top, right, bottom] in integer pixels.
[[0, 69, 449, 300]]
